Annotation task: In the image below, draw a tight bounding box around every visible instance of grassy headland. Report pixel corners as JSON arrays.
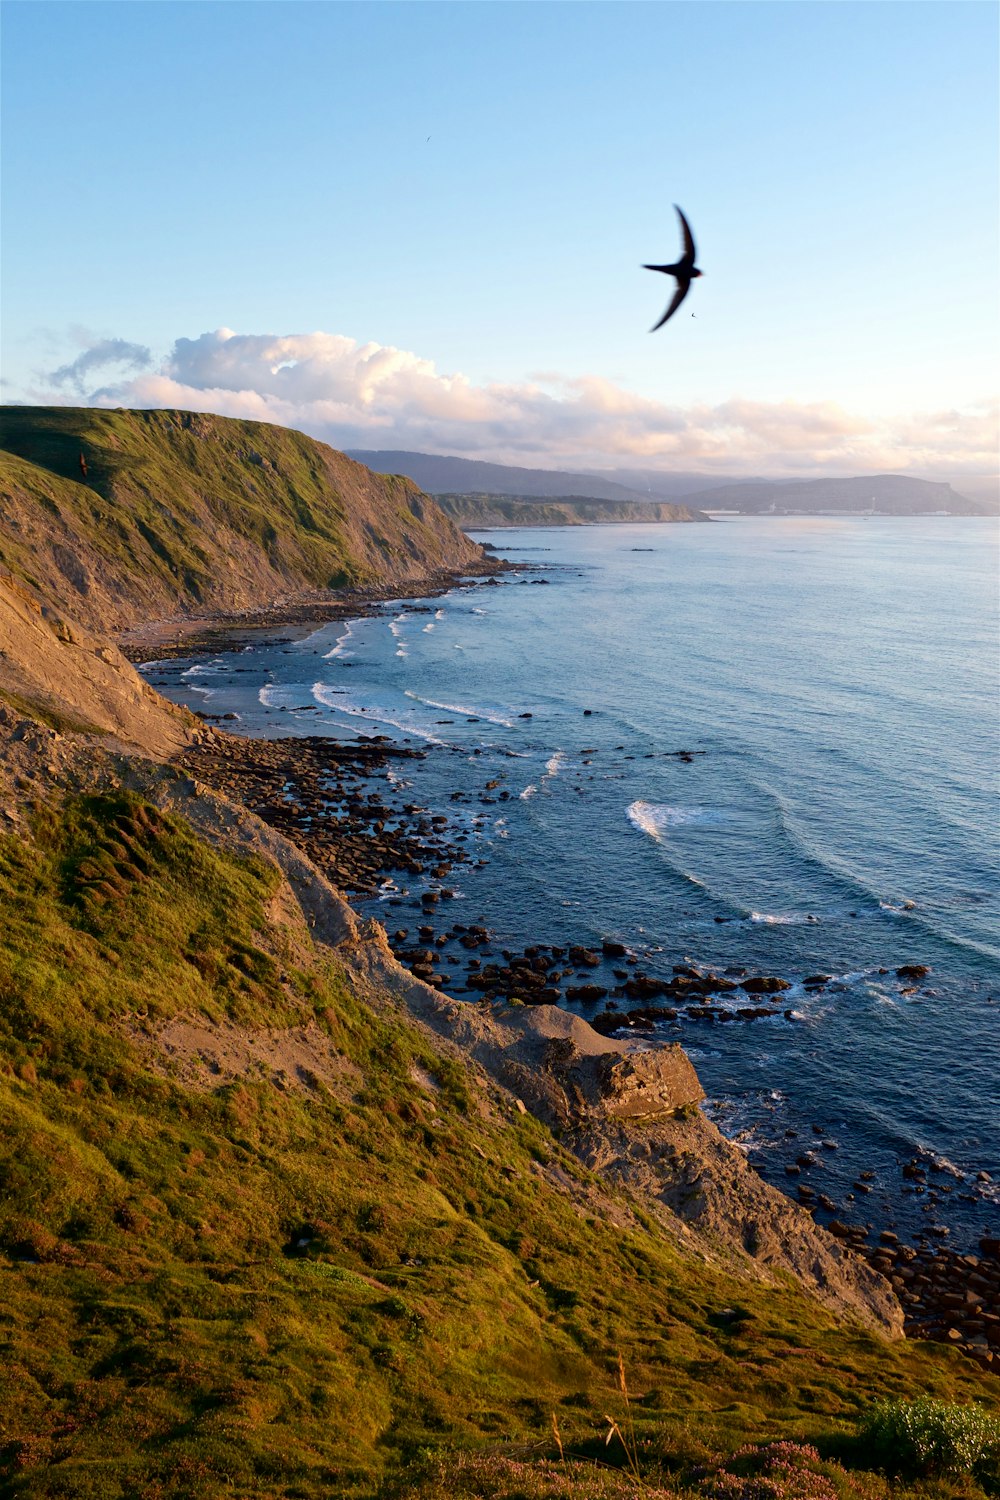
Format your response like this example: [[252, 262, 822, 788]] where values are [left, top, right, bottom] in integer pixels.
[[0, 406, 490, 633]]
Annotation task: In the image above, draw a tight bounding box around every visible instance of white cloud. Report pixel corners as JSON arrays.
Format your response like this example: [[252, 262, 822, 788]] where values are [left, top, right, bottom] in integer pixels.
[[30, 327, 1000, 483]]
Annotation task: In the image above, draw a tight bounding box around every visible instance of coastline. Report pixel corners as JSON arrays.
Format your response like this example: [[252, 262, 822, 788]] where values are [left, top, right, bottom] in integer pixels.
[[116, 560, 510, 663], [174, 723, 999, 1372], [132, 525, 998, 1373]]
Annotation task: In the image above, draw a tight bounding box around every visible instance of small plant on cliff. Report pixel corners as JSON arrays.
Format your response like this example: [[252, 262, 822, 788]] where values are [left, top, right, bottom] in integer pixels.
[[604, 1352, 645, 1489], [857, 1396, 1000, 1477]]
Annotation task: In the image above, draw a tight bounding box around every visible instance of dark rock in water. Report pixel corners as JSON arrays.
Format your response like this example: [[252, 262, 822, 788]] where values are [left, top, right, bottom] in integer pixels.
[[740, 976, 792, 994], [565, 984, 608, 1002], [601, 939, 627, 958], [568, 946, 600, 968], [897, 963, 931, 980], [623, 976, 669, 999], [803, 974, 831, 988]]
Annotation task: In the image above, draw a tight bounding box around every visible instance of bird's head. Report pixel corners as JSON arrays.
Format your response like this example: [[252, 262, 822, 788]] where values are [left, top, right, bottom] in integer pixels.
[[692, 269, 704, 278]]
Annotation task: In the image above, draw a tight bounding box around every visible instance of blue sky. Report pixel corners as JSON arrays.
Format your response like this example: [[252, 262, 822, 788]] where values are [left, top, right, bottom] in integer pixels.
[[2, 1, 997, 484]]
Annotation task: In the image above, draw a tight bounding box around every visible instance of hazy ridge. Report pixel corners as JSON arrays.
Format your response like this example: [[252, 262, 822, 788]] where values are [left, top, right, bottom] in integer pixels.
[[434, 492, 705, 526]]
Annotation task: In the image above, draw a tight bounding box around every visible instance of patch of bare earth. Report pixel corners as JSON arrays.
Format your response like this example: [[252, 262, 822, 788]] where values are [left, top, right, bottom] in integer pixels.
[[133, 1016, 362, 1097]]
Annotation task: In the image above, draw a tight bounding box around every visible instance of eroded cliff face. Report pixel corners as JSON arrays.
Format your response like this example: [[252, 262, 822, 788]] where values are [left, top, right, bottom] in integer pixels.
[[0, 576, 195, 758], [0, 406, 491, 633]]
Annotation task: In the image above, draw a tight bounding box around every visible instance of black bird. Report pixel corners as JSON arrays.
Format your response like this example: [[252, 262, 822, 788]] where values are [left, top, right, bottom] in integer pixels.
[[644, 205, 702, 331]]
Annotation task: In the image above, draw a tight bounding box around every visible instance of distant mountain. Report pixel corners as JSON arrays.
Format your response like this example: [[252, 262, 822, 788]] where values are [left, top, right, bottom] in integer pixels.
[[346, 450, 656, 502], [434, 493, 705, 527], [683, 474, 986, 516], [582, 466, 769, 500]]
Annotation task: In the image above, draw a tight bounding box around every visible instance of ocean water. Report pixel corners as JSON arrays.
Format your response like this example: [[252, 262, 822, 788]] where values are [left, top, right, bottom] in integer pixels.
[[146, 517, 1000, 1247]]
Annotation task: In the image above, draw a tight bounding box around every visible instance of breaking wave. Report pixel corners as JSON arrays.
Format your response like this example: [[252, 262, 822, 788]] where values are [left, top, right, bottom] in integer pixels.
[[311, 683, 447, 745], [626, 800, 729, 837], [324, 622, 356, 658], [404, 691, 514, 727]]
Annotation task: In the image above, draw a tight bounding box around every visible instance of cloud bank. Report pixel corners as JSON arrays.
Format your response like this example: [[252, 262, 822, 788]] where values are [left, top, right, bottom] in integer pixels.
[[32, 327, 998, 482], [48, 338, 152, 393]]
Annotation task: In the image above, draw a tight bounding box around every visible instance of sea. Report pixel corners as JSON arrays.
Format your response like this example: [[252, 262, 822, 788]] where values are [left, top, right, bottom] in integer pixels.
[[142, 516, 1000, 1250]]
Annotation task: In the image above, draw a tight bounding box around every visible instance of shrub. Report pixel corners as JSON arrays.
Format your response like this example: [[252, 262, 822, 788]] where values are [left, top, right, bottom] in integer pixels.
[[704, 1442, 840, 1500], [857, 1397, 1000, 1477]]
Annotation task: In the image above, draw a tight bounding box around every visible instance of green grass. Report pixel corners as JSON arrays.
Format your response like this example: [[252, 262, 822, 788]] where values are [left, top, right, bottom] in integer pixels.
[[0, 788, 995, 1497]]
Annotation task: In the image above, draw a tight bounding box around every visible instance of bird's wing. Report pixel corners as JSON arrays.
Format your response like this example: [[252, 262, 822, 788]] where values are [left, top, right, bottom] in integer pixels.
[[674, 205, 696, 264], [650, 277, 691, 331]]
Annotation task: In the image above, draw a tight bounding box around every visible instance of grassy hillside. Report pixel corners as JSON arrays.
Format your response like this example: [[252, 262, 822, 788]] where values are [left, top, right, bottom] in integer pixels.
[[434, 493, 705, 526], [0, 407, 488, 632], [0, 771, 995, 1498]]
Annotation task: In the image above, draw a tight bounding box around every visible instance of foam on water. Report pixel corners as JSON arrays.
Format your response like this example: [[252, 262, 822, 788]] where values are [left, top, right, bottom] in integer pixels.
[[404, 691, 514, 727], [626, 800, 728, 837], [324, 623, 355, 659], [749, 911, 818, 926], [311, 683, 447, 745]]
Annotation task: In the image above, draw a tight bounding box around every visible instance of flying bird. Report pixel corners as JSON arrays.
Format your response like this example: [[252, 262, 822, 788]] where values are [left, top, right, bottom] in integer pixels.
[[644, 206, 702, 331]]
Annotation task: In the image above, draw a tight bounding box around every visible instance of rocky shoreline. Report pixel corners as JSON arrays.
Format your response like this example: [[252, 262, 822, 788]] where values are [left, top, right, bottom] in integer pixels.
[[176, 726, 998, 1371], [117, 565, 511, 664]]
